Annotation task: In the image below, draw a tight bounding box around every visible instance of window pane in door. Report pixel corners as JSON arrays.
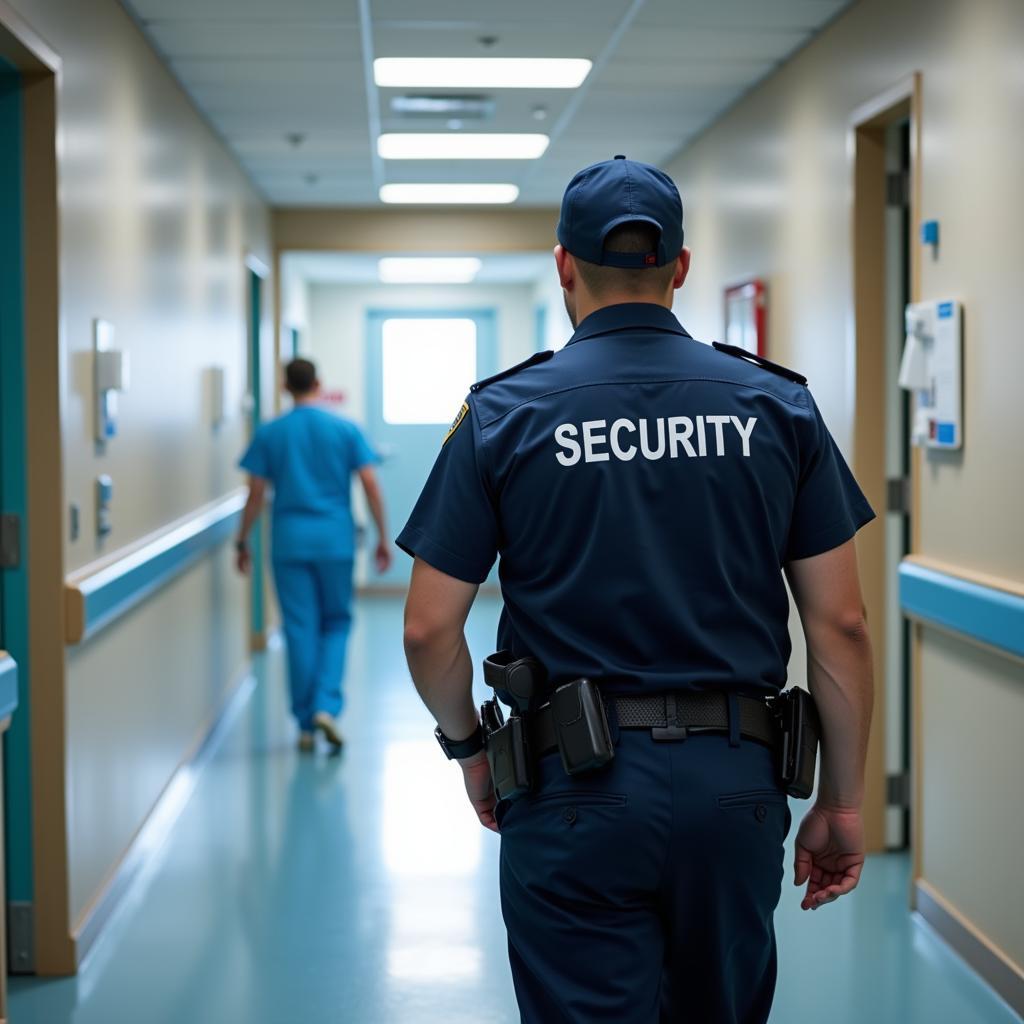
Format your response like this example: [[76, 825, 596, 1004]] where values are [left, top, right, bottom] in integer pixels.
[[382, 318, 477, 424]]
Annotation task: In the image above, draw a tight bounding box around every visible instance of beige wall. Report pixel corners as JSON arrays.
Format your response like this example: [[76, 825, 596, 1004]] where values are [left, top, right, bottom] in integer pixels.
[[665, 0, 1024, 978], [7, 0, 270, 966]]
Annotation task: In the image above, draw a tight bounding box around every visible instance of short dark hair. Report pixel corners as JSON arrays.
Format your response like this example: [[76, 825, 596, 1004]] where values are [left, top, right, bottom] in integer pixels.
[[574, 222, 677, 297], [285, 358, 318, 395]]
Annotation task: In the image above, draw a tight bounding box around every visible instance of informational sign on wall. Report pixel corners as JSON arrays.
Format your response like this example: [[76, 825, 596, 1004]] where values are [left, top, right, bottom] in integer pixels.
[[898, 299, 963, 450]]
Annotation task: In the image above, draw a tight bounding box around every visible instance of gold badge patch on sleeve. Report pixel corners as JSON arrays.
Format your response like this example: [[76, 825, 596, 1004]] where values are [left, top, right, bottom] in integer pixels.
[[442, 402, 469, 446]]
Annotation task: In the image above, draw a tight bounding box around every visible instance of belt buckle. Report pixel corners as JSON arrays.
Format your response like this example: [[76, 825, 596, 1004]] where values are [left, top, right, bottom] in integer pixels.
[[651, 693, 688, 742]]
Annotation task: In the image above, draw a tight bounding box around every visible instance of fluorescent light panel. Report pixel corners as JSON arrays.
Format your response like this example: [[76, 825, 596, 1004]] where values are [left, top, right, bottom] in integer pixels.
[[374, 58, 592, 90], [378, 258, 483, 284], [378, 133, 548, 160], [379, 184, 519, 205]]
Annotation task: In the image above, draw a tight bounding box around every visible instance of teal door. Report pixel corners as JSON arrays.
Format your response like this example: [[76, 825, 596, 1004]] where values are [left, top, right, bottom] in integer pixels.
[[0, 56, 32, 964], [248, 270, 265, 638], [365, 309, 498, 587]]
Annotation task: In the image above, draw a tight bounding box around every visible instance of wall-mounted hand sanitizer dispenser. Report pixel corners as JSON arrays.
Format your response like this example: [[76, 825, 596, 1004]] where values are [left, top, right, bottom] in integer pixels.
[[898, 299, 962, 450], [94, 319, 130, 443]]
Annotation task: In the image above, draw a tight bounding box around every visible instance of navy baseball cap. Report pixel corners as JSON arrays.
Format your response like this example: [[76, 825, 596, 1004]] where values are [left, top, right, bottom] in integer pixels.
[[557, 154, 684, 268]]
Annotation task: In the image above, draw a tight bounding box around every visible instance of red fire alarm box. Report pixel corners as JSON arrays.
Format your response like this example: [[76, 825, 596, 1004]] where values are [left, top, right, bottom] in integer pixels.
[[724, 279, 766, 357]]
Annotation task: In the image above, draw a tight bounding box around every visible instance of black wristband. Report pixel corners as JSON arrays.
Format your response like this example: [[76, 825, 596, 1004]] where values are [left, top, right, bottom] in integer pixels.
[[235, 540, 248, 553], [435, 723, 485, 761]]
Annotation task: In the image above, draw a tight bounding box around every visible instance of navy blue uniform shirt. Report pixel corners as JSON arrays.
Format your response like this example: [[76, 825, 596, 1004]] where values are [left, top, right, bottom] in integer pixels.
[[397, 303, 874, 699]]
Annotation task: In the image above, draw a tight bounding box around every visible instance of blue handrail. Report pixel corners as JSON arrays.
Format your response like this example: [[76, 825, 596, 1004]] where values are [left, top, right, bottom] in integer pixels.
[[65, 491, 245, 644], [899, 560, 1024, 660], [0, 652, 17, 721]]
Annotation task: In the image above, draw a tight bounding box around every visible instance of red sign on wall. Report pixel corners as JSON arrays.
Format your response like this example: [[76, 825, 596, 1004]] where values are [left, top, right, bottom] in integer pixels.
[[723, 279, 766, 357]]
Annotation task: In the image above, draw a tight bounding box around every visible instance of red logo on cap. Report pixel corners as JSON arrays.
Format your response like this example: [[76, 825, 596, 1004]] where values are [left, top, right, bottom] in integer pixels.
[[644, 253, 657, 266]]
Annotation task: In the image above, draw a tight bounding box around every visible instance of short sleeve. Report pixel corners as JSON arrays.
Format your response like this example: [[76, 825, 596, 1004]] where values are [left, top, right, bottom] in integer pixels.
[[396, 399, 499, 584], [786, 397, 876, 561], [239, 427, 270, 479], [348, 423, 379, 470]]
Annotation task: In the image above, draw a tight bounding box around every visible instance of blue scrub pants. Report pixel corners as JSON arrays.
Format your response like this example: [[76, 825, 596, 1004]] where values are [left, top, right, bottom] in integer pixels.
[[497, 726, 790, 1024], [272, 559, 354, 731]]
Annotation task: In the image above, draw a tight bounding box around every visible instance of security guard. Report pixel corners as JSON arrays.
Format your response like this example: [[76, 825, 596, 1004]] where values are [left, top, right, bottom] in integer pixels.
[[400, 157, 875, 1022], [237, 358, 392, 751]]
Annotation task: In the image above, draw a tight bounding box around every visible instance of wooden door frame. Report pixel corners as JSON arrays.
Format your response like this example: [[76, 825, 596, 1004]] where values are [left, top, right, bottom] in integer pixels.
[[0, 0, 73, 976], [849, 73, 922, 855]]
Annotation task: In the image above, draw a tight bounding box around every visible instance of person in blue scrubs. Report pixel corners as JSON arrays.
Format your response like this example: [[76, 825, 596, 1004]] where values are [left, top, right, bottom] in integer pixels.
[[236, 358, 391, 751], [399, 158, 875, 1022]]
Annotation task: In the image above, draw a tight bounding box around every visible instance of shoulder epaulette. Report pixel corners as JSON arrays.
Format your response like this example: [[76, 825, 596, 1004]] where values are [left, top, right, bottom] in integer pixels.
[[711, 342, 808, 386], [470, 350, 554, 392]]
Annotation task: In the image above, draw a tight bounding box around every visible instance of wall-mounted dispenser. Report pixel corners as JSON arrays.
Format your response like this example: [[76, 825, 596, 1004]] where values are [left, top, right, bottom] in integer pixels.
[[96, 474, 113, 537], [94, 319, 130, 443], [898, 299, 963, 450], [207, 365, 227, 428]]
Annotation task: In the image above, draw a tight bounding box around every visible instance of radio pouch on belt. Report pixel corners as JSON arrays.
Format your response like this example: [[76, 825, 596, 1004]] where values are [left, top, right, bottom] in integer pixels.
[[551, 679, 615, 776], [481, 699, 532, 801], [773, 687, 821, 799]]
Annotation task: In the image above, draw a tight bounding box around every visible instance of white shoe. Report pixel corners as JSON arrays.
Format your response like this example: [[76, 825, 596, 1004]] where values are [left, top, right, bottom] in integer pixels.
[[313, 711, 344, 750], [297, 731, 315, 753]]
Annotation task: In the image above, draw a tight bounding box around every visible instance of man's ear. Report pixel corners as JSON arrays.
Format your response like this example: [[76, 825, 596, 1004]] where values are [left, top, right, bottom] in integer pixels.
[[672, 247, 691, 291], [554, 244, 576, 291]]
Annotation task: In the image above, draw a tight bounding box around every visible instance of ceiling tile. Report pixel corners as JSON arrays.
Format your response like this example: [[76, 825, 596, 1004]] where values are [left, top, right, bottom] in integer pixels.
[[130, 0, 358, 19], [148, 21, 362, 60], [120, 0, 854, 207]]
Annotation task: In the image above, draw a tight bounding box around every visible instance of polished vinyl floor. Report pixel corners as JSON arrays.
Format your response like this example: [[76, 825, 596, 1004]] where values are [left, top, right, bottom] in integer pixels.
[[11, 595, 1020, 1023]]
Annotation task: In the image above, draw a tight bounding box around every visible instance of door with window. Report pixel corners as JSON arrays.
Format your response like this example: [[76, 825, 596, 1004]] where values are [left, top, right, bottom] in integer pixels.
[[366, 310, 498, 587]]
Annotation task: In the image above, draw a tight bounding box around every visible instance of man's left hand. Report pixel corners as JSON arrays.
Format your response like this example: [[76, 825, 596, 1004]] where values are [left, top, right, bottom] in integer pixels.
[[459, 751, 498, 832]]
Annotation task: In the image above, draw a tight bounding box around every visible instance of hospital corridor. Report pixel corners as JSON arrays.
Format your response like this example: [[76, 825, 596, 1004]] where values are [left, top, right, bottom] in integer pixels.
[[1, 0, 1022, 1021]]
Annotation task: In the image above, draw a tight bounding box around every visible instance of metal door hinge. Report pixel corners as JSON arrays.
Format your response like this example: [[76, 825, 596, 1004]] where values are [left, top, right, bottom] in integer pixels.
[[887, 772, 911, 809], [886, 476, 912, 516], [886, 170, 909, 208], [0, 513, 21, 568], [8, 901, 35, 973]]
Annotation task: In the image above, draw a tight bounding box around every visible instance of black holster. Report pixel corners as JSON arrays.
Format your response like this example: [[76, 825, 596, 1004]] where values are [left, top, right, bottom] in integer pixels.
[[481, 698, 532, 801], [772, 687, 821, 799]]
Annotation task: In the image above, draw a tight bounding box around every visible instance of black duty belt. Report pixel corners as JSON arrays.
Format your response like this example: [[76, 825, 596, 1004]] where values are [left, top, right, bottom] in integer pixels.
[[531, 690, 776, 758]]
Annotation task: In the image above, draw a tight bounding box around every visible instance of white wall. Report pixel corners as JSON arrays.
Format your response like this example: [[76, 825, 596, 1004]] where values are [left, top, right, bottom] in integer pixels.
[[306, 282, 542, 423], [532, 273, 573, 351]]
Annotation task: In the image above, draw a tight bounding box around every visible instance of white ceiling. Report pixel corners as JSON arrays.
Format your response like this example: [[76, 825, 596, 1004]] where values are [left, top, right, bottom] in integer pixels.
[[284, 251, 553, 285], [122, 0, 853, 207]]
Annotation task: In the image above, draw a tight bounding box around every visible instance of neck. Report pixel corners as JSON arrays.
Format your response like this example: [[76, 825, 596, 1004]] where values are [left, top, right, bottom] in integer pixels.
[[574, 292, 672, 326], [292, 393, 318, 406]]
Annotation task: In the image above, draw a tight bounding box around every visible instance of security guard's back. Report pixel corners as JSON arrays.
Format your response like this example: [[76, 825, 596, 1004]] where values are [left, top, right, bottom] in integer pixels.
[[400, 156, 876, 1024]]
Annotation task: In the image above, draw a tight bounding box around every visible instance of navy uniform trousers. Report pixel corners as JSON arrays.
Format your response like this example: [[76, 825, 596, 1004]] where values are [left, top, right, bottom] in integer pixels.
[[497, 726, 790, 1024]]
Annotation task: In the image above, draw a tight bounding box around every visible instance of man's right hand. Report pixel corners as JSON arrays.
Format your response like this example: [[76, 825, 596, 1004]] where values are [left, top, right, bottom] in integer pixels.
[[794, 804, 865, 911], [235, 544, 250, 575]]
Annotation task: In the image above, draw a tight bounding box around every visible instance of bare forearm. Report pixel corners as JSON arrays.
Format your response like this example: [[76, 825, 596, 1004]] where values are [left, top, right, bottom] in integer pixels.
[[805, 627, 874, 809], [237, 491, 263, 544], [365, 485, 387, 541], [404, 630, 478, 741]]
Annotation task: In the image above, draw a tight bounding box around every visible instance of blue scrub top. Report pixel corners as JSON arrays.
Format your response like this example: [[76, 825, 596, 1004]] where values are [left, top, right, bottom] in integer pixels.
[[240, 405, 377, 562], [397, 303, 874, 699]]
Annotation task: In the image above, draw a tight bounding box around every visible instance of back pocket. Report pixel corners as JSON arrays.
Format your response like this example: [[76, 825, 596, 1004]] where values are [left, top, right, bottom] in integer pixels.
[[718, 789, 786, 810]]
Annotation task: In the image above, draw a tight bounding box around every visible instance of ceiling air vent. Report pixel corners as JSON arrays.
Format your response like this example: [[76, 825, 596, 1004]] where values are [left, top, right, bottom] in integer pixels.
[[389, 95, 496, 121]]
